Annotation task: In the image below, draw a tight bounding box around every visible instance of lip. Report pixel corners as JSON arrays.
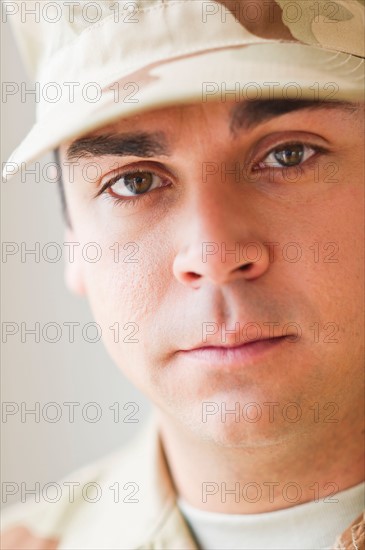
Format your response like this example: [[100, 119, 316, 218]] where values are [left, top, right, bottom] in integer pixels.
[[177, 336, 288, 367]]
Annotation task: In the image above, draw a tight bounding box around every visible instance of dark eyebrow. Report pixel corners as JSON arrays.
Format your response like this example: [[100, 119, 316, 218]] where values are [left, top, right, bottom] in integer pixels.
[[66, 131, 170, 162], [66, 100, 358, 161], [230, 99, 357, 135]]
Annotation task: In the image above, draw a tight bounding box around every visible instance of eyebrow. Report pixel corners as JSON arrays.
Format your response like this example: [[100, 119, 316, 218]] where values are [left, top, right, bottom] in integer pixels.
[[229, 99, 356, 134], [66, 131, 170, 162], [66, 100, 357, 161]]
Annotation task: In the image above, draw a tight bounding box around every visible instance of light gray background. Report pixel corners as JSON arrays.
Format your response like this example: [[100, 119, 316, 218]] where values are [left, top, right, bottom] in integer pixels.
[[1, 19, 151, 508]]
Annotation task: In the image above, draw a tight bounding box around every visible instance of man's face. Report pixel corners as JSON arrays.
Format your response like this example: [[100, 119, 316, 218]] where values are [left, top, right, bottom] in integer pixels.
[[59, 100, 364, 447]]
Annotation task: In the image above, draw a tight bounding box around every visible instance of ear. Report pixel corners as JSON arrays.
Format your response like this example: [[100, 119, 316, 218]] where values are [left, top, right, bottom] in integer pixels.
[[63, 227, 86, 296]]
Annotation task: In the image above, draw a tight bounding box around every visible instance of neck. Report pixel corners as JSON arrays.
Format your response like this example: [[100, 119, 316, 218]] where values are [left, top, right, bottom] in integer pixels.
[[156, 411, 364, 514]]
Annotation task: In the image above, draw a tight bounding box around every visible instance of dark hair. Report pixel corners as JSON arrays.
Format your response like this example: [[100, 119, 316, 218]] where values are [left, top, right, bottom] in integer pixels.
[[54, 148, 72, 228]]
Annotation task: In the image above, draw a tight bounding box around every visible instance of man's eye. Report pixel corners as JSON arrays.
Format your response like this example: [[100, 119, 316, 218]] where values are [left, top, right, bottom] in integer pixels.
[[104, 171, 163, 198], [258, 143, 317, 169]]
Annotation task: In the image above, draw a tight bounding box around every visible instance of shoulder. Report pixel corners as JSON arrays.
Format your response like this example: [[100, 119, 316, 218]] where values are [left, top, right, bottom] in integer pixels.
[[1, 451, 120, 549], [333, 511, 364, 550], [1, 419, 158, 550]]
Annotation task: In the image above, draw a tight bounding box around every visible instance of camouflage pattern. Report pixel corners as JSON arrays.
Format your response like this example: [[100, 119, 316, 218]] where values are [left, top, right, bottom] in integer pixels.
[[333, 511, 365, 549], [2, 0, 364, 177], [275, 0, 365, 57], [6, 0, 365, 81], [219, 0, 365, 58]]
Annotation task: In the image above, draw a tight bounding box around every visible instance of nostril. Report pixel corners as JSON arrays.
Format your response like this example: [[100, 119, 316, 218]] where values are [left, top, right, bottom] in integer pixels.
[[186, 272, 200, 280], [239, 263, 252, 271]]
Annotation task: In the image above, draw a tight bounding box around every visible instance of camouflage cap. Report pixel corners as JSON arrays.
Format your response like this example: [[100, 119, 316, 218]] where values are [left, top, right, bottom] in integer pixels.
[[3, 0, 364, 180]]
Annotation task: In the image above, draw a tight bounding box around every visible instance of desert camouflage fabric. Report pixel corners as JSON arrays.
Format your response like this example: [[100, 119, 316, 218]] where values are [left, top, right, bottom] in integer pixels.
[[222, 0, 364, 57], [3, 0, 364, 177], [275, 0, 364, 56], [9, 0, 365, 81], [333, 512, 365, 549]]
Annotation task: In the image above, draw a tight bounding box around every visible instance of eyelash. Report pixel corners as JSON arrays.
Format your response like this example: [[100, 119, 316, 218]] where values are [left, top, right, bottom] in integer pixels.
[[96, 141, 326, 209], [252, 142, 324, 171], [96, 166, 170, 209]]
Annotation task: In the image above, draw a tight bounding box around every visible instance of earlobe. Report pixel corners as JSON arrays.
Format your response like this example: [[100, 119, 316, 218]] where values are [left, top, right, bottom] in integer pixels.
[[63, 228, 86, 296]]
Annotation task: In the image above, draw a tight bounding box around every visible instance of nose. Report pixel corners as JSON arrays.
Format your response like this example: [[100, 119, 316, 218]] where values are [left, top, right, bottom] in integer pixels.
[[172, 190, 271, 289]]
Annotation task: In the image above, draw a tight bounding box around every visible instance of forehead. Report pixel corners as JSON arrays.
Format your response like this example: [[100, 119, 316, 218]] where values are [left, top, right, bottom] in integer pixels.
[[81, 102, 229, 136], [60, 102, 234, 161], [60, 99, 360, 162]]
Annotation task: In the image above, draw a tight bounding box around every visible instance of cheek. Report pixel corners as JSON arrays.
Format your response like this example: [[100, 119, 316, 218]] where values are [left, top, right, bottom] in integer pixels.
[[75, 225, 174, 390], [278, 173, 364, 300], [289, 182, 364, 374], [310, 183, 364, 305]]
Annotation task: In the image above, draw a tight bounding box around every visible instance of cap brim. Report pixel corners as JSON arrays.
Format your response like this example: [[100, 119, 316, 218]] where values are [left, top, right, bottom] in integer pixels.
[[3, 42, 364, 180]]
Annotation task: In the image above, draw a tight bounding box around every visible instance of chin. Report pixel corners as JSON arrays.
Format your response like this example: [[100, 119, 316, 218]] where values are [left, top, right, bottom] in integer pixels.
[[172, 397, 301, 449]]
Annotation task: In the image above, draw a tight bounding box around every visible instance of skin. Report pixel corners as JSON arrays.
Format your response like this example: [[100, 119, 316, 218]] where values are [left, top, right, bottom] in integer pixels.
[[59, 100, 364, 513]]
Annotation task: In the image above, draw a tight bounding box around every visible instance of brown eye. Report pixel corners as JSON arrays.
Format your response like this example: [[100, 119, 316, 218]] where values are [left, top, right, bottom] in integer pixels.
[[98, 167, 172, 205], [256, 142, 319, 171], [273, 144, 304, 167], [119, 172, 153, 194], [105, 170, 164, 198]]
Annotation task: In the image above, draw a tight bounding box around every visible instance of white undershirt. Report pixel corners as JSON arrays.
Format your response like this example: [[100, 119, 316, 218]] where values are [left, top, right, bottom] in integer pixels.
[[178, 481, 364, 550]]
